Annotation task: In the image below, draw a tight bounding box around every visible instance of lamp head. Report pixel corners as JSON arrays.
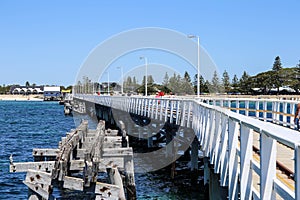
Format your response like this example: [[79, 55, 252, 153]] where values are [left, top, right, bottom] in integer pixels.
[[187, 34, 196, 38]]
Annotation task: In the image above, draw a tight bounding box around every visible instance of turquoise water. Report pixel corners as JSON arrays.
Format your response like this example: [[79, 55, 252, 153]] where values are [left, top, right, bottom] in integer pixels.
[[0, 101, 205, 199]]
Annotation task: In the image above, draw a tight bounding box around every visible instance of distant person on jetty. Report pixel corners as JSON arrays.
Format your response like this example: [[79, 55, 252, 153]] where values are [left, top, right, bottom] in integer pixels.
[[294, 103, 300, 130]]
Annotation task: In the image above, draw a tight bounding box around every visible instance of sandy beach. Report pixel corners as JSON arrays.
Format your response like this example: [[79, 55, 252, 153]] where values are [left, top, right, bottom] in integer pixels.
[[0, 94, 44, 101]]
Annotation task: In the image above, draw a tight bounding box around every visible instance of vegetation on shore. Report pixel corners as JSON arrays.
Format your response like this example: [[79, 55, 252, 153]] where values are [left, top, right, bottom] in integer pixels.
[[2, 56, 300, 95], [119, 56, 300, 95], [0, 81, 72, 95]]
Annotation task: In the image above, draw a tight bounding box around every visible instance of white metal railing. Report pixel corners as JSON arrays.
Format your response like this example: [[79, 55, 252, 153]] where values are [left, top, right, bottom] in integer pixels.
[[74, 94, 300, 199], [201, 97, 299, 129]]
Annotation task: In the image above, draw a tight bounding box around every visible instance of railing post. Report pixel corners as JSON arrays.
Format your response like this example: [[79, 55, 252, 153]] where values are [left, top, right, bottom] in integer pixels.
[[170, 100, 174, 123], [155, 99, 159, 120], [218, 114, 228, 186], [263, 101, 267, 121], [186, 101, 192, 128], [255, 101, 259, 118], [164, 99, 169, 122], [260, 131, 276, 199], [205, 110, 215, 158], [159, 99, 163, 121], [151, 99, 155, 119], [228, 119, 239, 200], [211, 112, 221, 167], [180, 102, 187, 127], [291, 103, 296, 129], [236, 100, 239, 114], [240, 124, 253, 200], [175, 100, 180, 125], [245, 100, 249, 116]]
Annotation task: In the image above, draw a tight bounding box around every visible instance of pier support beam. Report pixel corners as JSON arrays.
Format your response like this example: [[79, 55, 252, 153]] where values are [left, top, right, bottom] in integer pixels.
[[166, 132, 173, 158], [191, 137, 199, 171], [147, 130, 153, 148], [203, 157, 210, 186]]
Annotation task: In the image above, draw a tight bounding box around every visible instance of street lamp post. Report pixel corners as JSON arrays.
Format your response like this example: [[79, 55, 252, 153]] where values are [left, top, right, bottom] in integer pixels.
[[188, 35, 200, 98], [117, 66, 124, 94], [140, 56, 148, 96], [106, 71, 110, 95]]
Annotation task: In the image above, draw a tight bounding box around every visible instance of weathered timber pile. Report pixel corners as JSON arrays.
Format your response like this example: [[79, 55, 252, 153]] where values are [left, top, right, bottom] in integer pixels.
[[9, 120, 136, 200]]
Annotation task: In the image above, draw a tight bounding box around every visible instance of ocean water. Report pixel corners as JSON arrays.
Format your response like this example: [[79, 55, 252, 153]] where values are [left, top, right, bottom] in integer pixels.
[[0, 101, 205, 200]]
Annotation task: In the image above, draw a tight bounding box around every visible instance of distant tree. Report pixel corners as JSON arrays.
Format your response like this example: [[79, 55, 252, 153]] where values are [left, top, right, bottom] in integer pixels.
[[25, 81, 30, 87], [272, 56, 282, 71], [210, 71, 221, 93], [148, 75, 154, 85], [132, 76, 137, 85], [184, 71, 191, 83], [193, 74, 206, 94], [272, 56, 283, 94], [204, 80, 212, 93], [222, 70, 230, 93], [231, 74, 239, 91], [168, 73, 181, 94], [126, 76, 132, 85], [239, 71, 251, 94], [162, 72, 169, 86], [180, 72, 194, 95]]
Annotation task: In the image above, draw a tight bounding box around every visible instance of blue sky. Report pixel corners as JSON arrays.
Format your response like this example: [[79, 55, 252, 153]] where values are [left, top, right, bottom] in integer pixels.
[[0, 1, 299, 86]]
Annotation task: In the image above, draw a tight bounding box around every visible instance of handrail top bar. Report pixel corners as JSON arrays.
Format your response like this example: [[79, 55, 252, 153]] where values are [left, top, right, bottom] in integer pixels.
[[74, 94, 300, 103], [74, 94, 300, 149]]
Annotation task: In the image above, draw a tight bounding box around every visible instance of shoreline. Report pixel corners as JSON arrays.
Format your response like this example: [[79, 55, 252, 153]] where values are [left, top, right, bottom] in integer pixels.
[[0, 94, 44, 101]]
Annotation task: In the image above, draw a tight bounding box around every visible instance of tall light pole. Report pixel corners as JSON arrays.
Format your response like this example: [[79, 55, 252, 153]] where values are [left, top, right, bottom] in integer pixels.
[[140, 56, 148, 96], [188, 35, 200, 98], [117, 66, 124, 94], [105, 71, 110, 95]]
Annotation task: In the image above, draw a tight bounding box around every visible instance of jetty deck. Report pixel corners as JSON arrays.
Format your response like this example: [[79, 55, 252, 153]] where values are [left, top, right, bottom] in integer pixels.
[[9, 120, 136, 200]]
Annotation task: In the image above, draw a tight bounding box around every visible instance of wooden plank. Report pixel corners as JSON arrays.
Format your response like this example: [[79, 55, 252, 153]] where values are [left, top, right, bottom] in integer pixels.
[[102, 147, 133, 155], [69, 160, 85, 171], [94, 181, 120, 199], [25, 169, 52, 185], [105, 129, 119, 136], [32, 148, 59, 157], [10, 161, 55, 172], [63, 176, 84, 191], [23, 181, 52, 200], [107, 168, 126, 200], [69, 158, 125, 171]]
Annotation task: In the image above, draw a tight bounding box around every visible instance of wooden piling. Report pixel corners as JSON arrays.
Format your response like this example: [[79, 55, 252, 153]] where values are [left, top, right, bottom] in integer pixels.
[[10, 120, 136, 200]]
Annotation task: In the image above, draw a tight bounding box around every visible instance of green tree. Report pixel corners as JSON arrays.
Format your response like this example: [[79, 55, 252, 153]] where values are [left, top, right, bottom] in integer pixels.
[[132, 76, 137, 86], [193, 74, 206, 94], [184, 71, 191, 83], [272, 56, 282, 71], [210, 71, 220, 93], [162, 72, 169, 86], [272, 56, 283, 94], [239, 71, 251, 94], [181, 72, 194, 95], [222, 70, 230, 93], [231, 74, 239, 91], [148, 75, 154, 85], [168, 73, 181, 94], [25, 81, 30, 87]]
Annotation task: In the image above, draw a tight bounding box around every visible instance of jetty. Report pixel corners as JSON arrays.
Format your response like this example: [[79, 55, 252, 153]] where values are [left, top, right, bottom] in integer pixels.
[[9, 120, 136, 200], [72, 94, 300, 199]]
